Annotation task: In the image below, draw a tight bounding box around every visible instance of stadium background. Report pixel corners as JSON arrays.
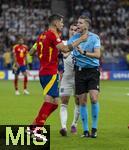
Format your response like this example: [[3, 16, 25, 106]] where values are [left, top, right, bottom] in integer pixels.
[[0, 0, 129, 72], [0, 0, 129, 150]]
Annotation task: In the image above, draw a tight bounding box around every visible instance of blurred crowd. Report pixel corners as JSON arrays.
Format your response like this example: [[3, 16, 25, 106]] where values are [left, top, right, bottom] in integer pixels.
[[0, 0, 129, 70], [66, 0, 129, 64], [0, 0, 51, 70]]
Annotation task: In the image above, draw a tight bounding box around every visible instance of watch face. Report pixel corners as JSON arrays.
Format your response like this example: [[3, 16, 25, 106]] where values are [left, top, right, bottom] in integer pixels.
[[84, 51, 86, 55]]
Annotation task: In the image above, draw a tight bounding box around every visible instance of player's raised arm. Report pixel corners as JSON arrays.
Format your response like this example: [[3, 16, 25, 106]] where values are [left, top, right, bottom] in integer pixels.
[[56, 34, 87, 53]]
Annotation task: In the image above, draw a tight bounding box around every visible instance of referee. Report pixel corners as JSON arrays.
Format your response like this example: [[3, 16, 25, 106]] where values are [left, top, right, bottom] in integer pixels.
[[69, 15, 101, 138]]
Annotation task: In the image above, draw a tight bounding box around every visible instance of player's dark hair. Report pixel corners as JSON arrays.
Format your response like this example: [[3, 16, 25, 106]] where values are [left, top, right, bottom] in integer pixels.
[[69, 21, 77, 27], [48, 14, 63, 24], [79, 15, 91, 25]]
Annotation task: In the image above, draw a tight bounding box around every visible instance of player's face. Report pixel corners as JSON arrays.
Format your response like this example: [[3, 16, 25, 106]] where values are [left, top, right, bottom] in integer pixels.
[[56, 18, 64, 31], [77, 18, 89, 33], [69, 25, 77, 38], [18, 38, 24, 44]]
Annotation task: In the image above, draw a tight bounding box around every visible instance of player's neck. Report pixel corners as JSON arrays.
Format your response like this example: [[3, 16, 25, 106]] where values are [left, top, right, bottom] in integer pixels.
[[81, 29, 88, 35], [49, 26, 58, 34], [49, 26, 60, 38]]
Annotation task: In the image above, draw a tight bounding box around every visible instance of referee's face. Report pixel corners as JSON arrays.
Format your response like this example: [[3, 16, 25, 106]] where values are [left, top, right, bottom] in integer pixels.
[[77, 18, 88, 34]]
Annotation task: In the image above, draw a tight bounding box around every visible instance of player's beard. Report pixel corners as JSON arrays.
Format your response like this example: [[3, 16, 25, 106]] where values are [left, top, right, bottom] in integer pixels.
[[57, 26, 63, 32]]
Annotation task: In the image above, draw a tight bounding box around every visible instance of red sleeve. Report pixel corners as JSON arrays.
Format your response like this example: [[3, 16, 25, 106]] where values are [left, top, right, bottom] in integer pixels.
[[53, 36, 62, 46]]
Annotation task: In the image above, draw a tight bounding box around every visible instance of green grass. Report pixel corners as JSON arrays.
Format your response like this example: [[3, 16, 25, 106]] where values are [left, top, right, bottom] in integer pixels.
[[0, 80, 129, 150]]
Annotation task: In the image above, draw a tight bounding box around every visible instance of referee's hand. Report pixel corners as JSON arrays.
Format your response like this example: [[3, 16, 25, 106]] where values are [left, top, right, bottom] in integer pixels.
[[77, 46, 84, 55], [80, 34, 88, 42]]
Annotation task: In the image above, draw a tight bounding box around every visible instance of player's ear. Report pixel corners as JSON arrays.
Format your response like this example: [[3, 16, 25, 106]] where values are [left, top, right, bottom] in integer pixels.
[[55, 20, 59, 27], [85, 22, 89, 29], [52, 20, 57, 27]]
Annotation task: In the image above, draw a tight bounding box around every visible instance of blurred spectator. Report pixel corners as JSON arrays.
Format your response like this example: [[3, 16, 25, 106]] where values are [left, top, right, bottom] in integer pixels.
[[0, 51, 4, 70], [0, 0, 51, 70], [0, 0, 129, 70], [3, 48, 12, 69], [125, 52, 129, 69], [66, 0, 129, 53]]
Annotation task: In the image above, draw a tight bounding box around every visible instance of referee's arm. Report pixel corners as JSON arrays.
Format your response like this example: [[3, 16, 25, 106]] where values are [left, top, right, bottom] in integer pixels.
[[77, 47, 101, 59]]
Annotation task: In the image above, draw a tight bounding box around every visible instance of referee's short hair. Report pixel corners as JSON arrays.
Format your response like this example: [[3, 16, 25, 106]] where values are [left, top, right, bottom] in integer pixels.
[[79, 15, 91, 25], [48, 14, 64, 24]]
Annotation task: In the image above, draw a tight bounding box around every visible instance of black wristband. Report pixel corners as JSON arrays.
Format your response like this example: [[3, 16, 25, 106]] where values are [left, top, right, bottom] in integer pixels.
[[83, 51, 87, 55]]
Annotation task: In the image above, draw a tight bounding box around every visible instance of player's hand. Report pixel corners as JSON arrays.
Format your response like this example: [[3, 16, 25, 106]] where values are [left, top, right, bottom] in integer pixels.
[[15, 63, 19, 68], [13, 63, 19, 71], [79, 34, 88, 42]]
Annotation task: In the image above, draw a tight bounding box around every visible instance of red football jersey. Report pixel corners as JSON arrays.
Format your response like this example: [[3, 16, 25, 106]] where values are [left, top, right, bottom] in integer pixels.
[[13, 44, 28, 66], [37, 30, 62, 75]]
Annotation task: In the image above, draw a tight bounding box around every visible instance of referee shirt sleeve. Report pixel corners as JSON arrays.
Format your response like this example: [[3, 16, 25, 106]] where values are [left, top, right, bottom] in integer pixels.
[[93, 36, 101, 49]]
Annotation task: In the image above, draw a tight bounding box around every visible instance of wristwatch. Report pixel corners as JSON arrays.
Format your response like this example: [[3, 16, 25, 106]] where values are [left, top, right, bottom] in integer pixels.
[[83, 51, 87, 55]]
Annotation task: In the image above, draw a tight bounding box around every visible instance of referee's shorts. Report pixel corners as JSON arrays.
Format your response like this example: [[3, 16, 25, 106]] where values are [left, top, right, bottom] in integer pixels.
[[74, 66, 100, 95]]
